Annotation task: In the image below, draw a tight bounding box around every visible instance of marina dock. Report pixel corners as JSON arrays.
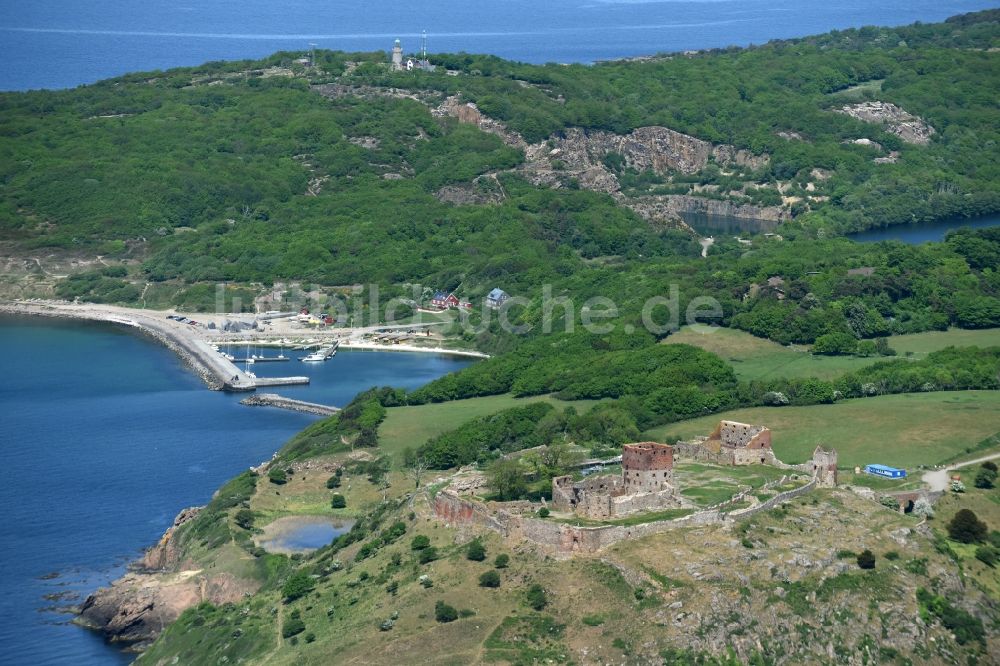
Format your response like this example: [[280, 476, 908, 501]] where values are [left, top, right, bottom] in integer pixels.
[[194, 340, 309, 391]]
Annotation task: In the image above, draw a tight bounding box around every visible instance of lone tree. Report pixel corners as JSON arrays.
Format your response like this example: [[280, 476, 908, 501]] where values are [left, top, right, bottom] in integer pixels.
[[326, 474, 341, 489], [234, 508, 255, 530], [487, 458, 528, 501], [434, 600, 458, 623], [857, 549, 876, 570], [948, 509, 988, 544], [479, 570, 501, 588], [331, 493, 346, 509], [402, 447, 428, 489], [466, 539, 486, 562], [974, 465, 997, 489], [282, 571, 316, 602]]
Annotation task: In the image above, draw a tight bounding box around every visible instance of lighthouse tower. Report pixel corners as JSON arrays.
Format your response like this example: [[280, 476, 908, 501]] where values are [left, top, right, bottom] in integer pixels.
[[391, 39, 403, 71]]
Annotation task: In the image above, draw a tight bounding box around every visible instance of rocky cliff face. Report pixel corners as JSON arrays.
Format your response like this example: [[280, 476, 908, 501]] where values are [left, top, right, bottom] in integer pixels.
[[140, 506, 200, 571], [431, 96, 781, 226], [76, 506, 258, 648]]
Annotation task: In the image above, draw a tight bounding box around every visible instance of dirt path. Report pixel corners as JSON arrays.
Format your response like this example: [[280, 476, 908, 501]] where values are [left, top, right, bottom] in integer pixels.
[[921, 452, 1000, 491]]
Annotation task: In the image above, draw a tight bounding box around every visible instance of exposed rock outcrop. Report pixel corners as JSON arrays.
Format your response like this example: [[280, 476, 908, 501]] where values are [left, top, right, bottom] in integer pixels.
[[320, 89, 784, 225], [76, 506, 258, 647], [837, 101, 935, 145], [77, 570, 253, 647], [140, 506, 201, 571], [624, 194, 789, 228], [435, 174, 507, 205]]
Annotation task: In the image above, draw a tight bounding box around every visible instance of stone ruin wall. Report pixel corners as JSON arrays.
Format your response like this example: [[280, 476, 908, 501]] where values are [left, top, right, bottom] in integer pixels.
[[551, 474, 620, 519], [714, 421, 771, 449], [611, 488, 681, 516], [435, 489, 724, 555]]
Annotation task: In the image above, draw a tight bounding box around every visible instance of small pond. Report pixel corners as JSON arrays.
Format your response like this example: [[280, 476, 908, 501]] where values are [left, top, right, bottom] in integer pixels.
[[256, 515, 353, 554]]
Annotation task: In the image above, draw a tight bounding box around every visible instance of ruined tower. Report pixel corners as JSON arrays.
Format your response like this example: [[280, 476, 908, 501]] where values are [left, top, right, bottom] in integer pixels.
[[622, 442, 674, 493], [811, 446, 838, 487]]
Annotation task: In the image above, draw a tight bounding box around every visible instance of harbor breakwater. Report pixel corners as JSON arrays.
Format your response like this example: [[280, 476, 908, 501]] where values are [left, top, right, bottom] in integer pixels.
[[240, 393, 339, 415], [0, 301, 237, 390], [0, 301, 299, 392]]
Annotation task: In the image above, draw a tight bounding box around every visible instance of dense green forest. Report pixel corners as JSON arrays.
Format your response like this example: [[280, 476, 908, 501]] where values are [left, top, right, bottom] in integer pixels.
[[2, 14, 999, 355]]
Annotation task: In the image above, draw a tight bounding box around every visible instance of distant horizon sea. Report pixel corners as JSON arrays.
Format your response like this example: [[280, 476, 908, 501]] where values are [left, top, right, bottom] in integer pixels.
[[1, 2, 997, 664], [0, 1, 997, 91]]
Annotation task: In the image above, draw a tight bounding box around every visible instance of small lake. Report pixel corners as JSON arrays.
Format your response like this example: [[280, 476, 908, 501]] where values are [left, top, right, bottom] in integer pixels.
[[681, 212, 781, 237], [845, 213, 1000, 244], [256, 515, 352, 554]]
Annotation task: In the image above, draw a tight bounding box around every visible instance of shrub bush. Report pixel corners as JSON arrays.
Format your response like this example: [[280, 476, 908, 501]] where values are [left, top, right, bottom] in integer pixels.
[[974, 466, 997, 489], [326, 475, 341, 489], [435, 600, 458, 623], [857, 549, 876, 569], [479, 570, 501, 588], [282, 571, 316, 602], [419, 546, 439, 564], [526, 584, 548, 610], [411, 535, 430, 550], [234, 508, 255, 530], [948, 509, 988, 544], [331, 493, 346, 509], [494, 553, 510, 568], [282, 610, 305, 638], [974, 544, 998, 567], [466, 539, 486, 561], [268, 467, 288, 485]]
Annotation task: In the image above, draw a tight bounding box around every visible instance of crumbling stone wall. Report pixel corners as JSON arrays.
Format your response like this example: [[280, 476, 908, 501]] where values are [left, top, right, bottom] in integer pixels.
[[551, 474, 620, 518], [810, 446, 839, 488]]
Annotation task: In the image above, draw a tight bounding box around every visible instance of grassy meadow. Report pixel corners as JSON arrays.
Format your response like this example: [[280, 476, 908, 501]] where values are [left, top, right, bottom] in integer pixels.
[[666, 325, 999, 382], [378, 394, 599, 462], [643, 391, 1000, 469]]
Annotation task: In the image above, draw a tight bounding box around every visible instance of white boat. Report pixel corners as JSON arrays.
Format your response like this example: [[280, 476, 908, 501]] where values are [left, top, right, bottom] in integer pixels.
[[301, 352, 326, 362]]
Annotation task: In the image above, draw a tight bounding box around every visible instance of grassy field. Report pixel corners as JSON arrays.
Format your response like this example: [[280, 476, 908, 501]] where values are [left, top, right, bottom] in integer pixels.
[[643, 391, 1000, 469], [378, 393, 599, 462], [666, 325, 999, 382], [932, 479, 1000, 598]]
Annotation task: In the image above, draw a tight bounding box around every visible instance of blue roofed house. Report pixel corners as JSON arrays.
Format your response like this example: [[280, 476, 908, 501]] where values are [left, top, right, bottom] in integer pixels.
[[486, 288, 509, 310]]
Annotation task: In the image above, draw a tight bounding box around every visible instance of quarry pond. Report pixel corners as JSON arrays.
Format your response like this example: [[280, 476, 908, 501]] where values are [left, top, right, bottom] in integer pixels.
[[255, 516, 354, 555], [0, 315, 469, 665]]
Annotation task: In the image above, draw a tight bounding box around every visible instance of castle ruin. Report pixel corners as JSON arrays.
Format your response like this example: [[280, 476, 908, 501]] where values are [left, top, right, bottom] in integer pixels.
[[552, 442, 681, 520], [674, 420, 779, 466], [810, 445, 838, 487]]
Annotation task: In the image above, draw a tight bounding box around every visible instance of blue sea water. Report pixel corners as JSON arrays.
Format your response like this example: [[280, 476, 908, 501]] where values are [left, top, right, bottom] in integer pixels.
[[0, 0, 997, 91], [0, 316, 469, 665], [1, 1, 997, 663]]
